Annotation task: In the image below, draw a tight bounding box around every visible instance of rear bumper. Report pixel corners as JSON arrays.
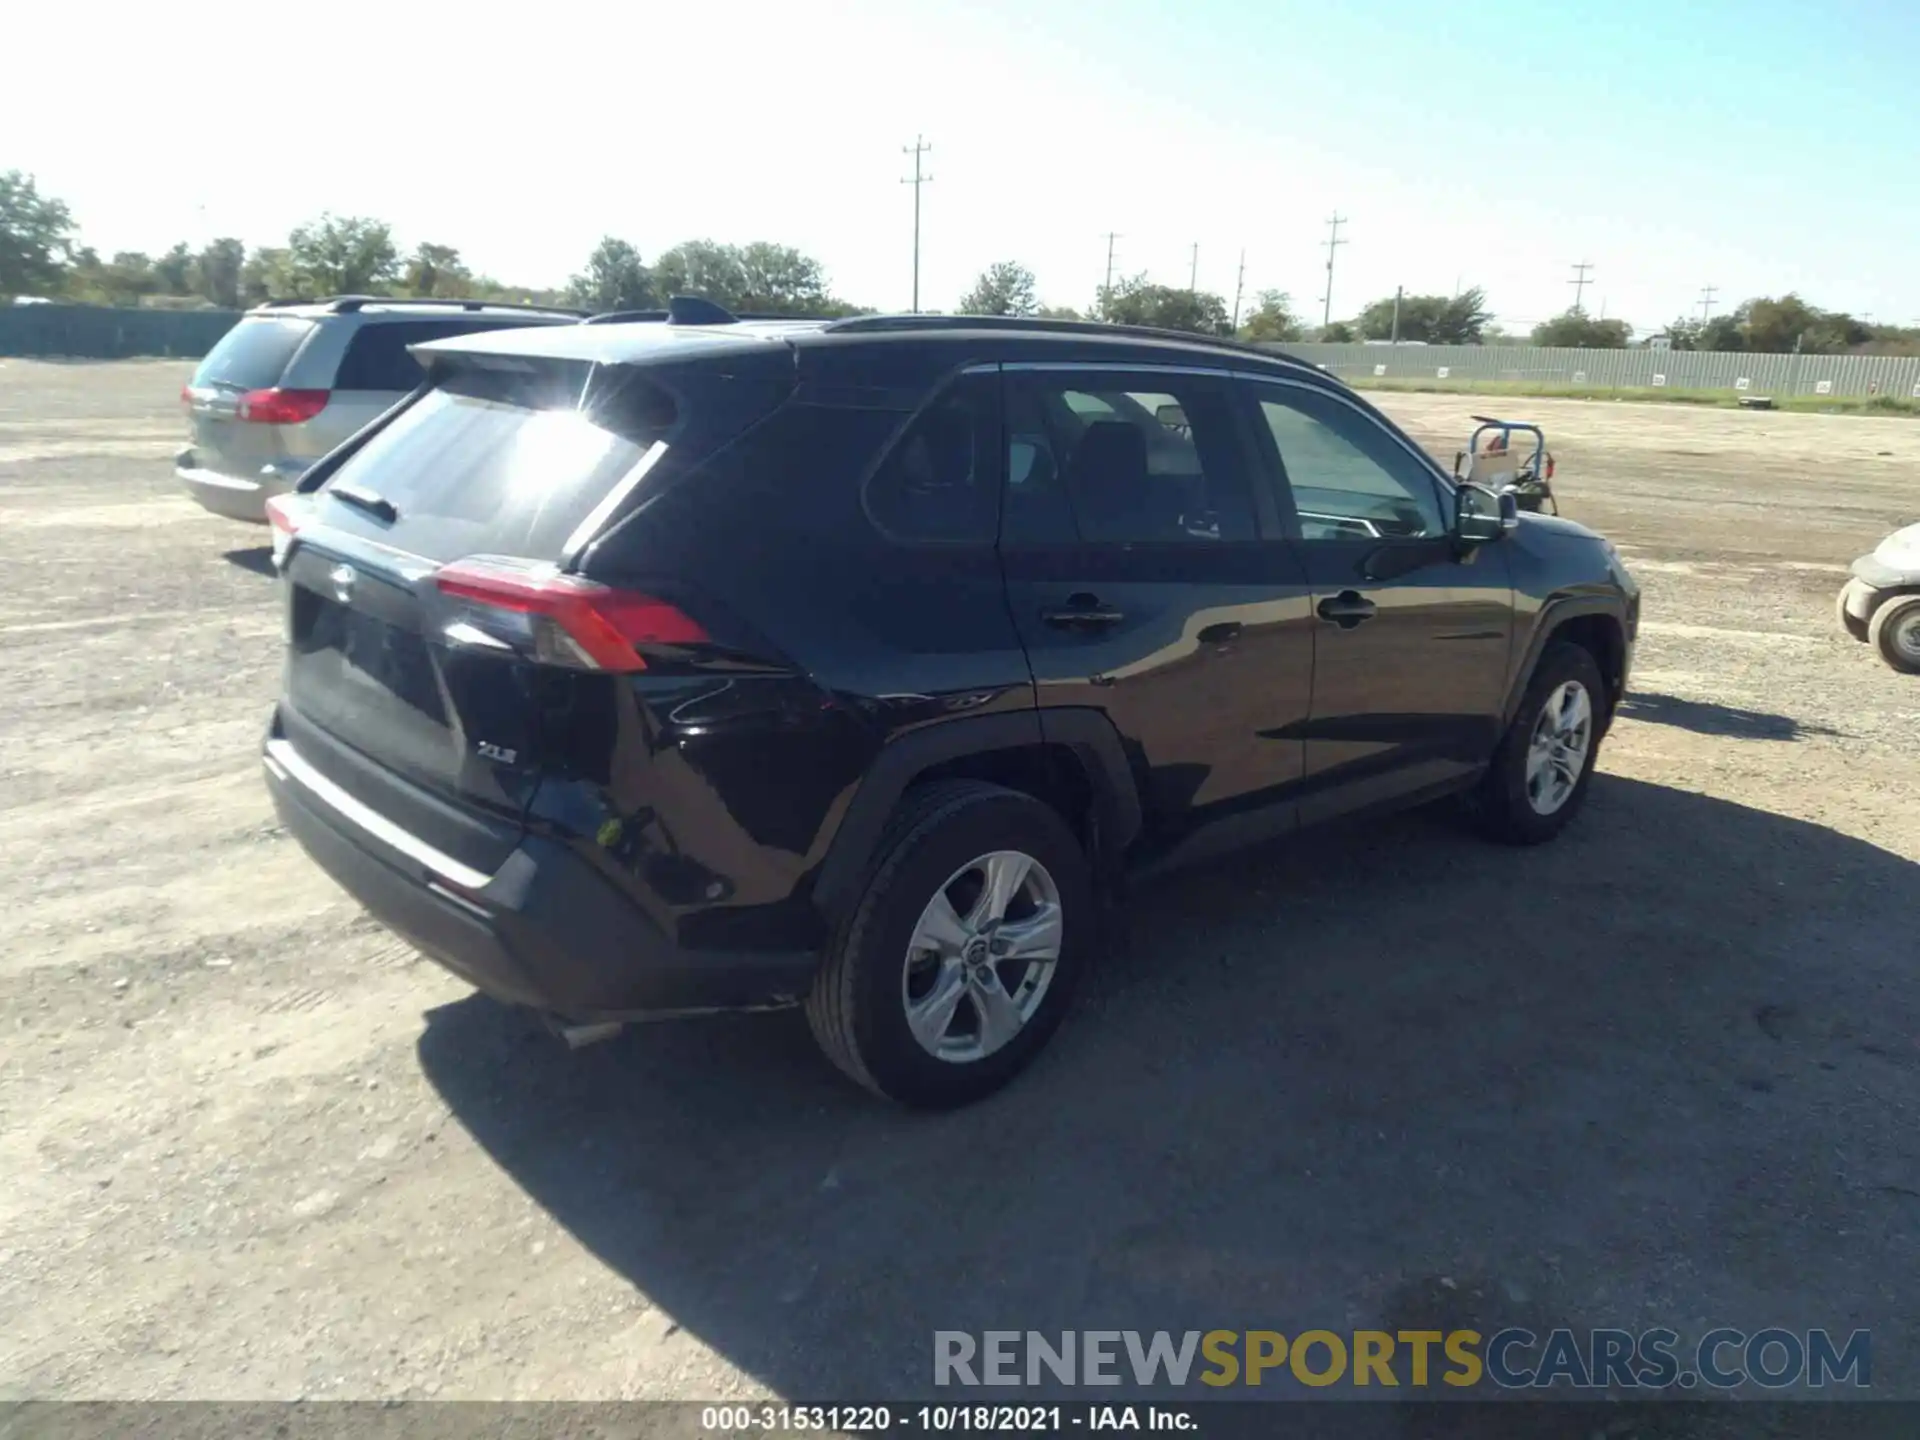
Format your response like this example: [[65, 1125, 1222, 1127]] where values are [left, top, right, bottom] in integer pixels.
[[176, 449, 305, 523], [264, 737, 817, 1020]]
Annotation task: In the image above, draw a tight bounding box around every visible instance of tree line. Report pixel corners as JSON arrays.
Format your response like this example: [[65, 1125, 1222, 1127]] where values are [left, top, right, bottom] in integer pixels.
[[0, 171, 869, 316], [6, 169, 1913, 354]]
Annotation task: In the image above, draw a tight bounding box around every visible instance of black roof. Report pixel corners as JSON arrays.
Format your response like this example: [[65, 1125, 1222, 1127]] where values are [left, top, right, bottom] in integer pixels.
[[413, 296, 1322, 380]]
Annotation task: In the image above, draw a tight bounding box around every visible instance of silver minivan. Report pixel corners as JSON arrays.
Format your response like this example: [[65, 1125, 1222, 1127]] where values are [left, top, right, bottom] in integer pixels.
[[177, 297, 582, 522]]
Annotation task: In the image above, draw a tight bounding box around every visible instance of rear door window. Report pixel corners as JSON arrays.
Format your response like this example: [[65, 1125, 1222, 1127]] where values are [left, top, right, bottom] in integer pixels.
[[333, 320, 524, 393], [313, 363, 675, 563], [861, 373, 1001, 544], [1001, 371, 1258, 545], [190, 317, 315, 389]]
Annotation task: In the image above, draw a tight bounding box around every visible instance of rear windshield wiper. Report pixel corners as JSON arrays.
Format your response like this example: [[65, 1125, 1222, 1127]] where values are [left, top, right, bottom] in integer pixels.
[[327, 481, 399, 524]]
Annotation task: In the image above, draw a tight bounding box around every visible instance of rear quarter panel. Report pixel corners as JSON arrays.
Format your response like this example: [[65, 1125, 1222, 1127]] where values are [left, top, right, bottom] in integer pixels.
[[537, 389, 1035, 952]]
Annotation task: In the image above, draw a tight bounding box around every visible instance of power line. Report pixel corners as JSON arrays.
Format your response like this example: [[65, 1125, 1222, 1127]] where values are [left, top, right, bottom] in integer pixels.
[[900, 136, 932, 313], [1698, 284, 1719, 323], [1320, 213, 1348, 328], [1568, 260, 1595, 315]]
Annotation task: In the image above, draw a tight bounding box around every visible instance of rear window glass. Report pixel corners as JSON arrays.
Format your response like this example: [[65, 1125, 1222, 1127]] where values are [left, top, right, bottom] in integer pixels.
[[314, 366, 677, 562], [191, 317, 314, 389], [333, 320, 528, 393]]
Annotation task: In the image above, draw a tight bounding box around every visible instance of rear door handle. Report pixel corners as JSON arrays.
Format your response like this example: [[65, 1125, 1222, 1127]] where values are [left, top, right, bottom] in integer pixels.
[[1044, 593, 1125, 630], [1316, 590, 1378, 629]]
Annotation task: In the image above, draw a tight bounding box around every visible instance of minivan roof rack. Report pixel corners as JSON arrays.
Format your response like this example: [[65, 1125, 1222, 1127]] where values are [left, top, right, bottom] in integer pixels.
[[818, 312, 1293, 362]]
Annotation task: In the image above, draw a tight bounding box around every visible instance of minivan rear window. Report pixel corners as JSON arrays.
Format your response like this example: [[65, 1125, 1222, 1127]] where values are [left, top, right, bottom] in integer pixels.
[[333, 320, 525, 393], [191, 317, 315, 390], [312, 365, 675, 563]]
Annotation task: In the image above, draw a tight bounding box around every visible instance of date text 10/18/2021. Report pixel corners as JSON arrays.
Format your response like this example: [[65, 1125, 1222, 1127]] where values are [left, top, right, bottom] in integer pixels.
[[701, 1406, 1193, 1432]]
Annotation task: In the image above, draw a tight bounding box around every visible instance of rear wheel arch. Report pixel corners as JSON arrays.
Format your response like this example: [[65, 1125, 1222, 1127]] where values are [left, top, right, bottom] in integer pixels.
[[810, 710, 1141, 924]]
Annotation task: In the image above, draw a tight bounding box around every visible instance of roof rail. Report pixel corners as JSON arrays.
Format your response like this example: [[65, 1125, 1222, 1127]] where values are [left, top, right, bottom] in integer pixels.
[[579, 304, 830, 327], [581, 309, 670, 326], [818, 312, 1293, 362], [324, 295, 587, 317]]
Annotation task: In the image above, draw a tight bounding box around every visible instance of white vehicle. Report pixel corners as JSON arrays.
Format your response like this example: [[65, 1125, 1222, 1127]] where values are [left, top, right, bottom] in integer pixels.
[[1837, 523, 1920, 672]]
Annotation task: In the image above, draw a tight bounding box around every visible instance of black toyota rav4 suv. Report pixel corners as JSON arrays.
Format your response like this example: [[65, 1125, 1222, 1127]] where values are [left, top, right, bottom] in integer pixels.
[[264, 303, 1639, 1107]]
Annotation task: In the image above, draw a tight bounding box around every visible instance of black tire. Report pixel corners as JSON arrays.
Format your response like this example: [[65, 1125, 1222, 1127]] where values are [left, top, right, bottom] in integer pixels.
[[805, 780, 1093, 1108], [1868, 594, 1920, 674], [1836, 583, 1869, 643], [1465, 641, 1608, 845]]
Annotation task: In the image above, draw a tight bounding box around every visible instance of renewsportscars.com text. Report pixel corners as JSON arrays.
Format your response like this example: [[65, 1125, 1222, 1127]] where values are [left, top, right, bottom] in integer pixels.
[[933, 1328, 1870, 1390]]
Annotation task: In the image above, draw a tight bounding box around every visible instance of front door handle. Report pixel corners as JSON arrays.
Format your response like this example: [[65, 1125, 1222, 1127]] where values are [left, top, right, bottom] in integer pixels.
[[1316, 590, 1378, 629]]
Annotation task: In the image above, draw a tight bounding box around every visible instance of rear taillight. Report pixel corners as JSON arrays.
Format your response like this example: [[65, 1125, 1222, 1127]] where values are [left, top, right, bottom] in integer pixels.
[[433, 557, 707, 672], [263, 493, 308, 568], [236, 388, 329, 425], [180, 384, 193, 408]]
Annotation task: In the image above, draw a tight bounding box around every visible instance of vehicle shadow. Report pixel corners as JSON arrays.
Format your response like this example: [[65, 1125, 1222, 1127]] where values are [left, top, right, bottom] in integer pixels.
[[222, 545, 275, 578], [1616, 691, 1840, 741], [417, 776, 1919, 1406]]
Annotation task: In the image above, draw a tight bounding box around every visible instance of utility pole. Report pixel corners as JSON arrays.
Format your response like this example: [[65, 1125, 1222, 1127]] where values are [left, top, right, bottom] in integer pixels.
[[901, 136, 932, 313], [1390, 285, 1403, 346], [1189, 243, 1199, 295], [1569, 260, 1595, 315], [1101, 231, 1120, 316], [1231, 249, 1247, 331], [1320, 213, 1348, 329], [1698, 284, 1719, 324]]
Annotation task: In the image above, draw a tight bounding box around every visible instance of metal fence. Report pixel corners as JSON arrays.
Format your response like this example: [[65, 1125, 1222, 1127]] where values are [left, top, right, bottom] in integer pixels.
[[1279, 342, 1920, 400], [0, 304, 242, 360]]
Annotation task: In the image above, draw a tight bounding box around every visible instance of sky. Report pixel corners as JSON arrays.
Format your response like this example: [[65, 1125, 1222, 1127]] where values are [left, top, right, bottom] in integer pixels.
[[7, 0, 1919, 334]]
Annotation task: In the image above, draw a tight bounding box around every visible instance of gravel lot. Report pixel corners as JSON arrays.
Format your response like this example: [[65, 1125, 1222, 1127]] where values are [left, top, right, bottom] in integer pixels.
[[2, 361, 1916, 1408]]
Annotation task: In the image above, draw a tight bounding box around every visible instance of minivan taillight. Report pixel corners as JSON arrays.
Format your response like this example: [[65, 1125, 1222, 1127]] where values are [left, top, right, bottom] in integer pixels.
[[237, 388, 329, 424], [434, 557, 707, 672]]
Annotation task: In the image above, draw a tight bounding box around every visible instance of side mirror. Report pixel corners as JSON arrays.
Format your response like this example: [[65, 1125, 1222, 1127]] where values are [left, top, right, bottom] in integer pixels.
[[1155, 403, 1189, 432], [1455, 482, 1518, 544]]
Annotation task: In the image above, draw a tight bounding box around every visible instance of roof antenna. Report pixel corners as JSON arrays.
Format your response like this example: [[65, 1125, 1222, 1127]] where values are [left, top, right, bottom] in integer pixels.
[[666, 295, 739, 326]]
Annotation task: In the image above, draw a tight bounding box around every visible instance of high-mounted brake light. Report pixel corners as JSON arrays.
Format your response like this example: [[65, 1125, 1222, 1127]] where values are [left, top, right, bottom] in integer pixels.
[[434, 557, 707, 672], [236, 388, 330, 425]]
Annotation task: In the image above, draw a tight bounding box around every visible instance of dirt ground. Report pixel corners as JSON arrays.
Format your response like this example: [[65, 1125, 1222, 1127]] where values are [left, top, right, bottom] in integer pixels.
[[2, 361, 1916, 1407]]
